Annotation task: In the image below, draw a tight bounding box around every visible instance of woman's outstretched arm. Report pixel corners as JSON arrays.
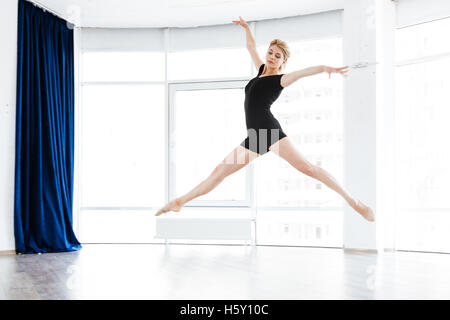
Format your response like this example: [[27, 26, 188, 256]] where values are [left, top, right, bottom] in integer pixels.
[[281, 65, 349, 88]]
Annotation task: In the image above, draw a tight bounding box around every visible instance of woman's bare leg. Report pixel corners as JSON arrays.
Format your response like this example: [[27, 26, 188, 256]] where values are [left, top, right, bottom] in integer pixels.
[[155, 145, 260, 216], [269, 137, 375, 222]]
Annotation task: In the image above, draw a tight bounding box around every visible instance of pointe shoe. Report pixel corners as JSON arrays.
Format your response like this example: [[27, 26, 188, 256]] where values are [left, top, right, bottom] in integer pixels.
[[155, 198, 183, 216], [351, 199, 375, 222]]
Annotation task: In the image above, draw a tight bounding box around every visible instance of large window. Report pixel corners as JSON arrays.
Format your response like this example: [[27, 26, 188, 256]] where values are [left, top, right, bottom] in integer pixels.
[[167, 48, 253, 208], [395, 18, 450, 253], [77, 31, 344, 246], [169, 82, 250, 206], [79, 51, 166, 243], [255, 38, 344, 247]]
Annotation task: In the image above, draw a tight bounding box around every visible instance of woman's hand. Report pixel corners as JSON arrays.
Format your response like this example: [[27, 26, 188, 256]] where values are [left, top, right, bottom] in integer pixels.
[[323, 66, 349, 78], [232, 16, 249, 29]]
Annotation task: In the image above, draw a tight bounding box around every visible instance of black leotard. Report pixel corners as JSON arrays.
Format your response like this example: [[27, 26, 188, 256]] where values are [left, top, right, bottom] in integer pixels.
[[240, 63, 287, 155]]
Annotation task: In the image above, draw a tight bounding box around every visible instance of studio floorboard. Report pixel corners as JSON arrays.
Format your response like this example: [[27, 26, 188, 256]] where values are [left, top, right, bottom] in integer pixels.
[[1, 244, 449, 299]]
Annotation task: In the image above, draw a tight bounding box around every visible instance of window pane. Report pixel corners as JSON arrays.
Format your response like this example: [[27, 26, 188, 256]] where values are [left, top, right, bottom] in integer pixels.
[[81, 84, 165, 207], [256, 38, 344, 208], [82, 51, 165, 82], [396, 17, 450, 62], [395, 53, 450, 253], [172, 87, 247, 202], [78, 210, 162, 243], [395, 58, 450, 209], [256, 209, 343, 247], [168, 48, 251, 80]]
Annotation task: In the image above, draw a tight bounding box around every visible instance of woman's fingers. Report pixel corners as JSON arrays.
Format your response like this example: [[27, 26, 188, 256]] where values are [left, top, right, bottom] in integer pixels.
[[232, 16, 248, 28], [336, 66, 348, 73], [232, 16, 246, 24], [334, 66, 349, 76], [326, 66, 349, 78]]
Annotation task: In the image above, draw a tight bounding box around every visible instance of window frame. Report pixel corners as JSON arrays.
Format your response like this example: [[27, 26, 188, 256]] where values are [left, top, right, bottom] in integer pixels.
[[168, 80, 254, 207]]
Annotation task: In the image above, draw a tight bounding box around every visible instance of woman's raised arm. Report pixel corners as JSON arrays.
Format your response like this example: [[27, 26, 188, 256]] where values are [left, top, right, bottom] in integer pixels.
[[232, 16, 254, 47], [232, 16, 263, 69]]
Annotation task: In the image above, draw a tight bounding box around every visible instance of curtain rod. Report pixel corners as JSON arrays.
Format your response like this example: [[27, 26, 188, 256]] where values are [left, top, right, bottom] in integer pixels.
[[26, 0, 67, 22]]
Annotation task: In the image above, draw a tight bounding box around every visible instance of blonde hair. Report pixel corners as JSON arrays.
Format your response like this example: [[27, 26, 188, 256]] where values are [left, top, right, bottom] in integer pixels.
[[268, 38, 290, 73]]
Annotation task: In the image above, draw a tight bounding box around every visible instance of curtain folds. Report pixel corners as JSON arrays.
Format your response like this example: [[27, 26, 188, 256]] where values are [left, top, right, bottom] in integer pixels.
[[14, 0, 82, 253]]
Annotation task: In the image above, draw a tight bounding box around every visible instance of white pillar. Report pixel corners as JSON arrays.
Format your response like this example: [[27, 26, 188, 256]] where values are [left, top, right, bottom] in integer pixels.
[[343, 0, 396, 250]]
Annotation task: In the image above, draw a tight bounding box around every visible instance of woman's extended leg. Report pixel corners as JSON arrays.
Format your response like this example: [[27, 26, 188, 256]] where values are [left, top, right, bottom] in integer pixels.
[[269, 137, 375, 221], [155, 145, 260, 216]]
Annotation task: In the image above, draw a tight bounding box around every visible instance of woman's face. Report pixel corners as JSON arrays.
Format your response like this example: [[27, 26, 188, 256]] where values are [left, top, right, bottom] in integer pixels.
[[266, 45, 285, 71]]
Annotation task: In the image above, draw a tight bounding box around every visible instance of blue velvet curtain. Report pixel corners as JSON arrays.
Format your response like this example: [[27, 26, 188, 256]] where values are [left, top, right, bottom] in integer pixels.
[[14, 0, 82, 254]]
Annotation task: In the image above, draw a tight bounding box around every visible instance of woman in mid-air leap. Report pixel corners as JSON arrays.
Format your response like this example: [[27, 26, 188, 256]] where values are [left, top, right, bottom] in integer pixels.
[[156, 16, 375, 222]]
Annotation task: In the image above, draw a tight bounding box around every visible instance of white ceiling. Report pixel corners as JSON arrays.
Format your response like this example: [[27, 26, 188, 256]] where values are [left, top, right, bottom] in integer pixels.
[[30, 0, 344, 28]]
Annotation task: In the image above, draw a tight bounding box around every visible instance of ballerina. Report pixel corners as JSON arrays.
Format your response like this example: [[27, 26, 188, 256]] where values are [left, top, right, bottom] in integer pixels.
[[156, 16, 375, 222]]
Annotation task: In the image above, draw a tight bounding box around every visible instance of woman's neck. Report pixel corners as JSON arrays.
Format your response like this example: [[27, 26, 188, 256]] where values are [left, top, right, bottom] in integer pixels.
[[262, 64, 279, 76]]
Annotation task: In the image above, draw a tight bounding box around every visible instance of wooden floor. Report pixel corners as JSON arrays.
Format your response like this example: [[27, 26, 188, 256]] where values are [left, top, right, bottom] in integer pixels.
[[1, 244, 450, 299]]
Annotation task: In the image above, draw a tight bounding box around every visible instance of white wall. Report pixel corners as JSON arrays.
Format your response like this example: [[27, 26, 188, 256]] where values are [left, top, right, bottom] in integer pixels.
[[0, 0, 18, 251]]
